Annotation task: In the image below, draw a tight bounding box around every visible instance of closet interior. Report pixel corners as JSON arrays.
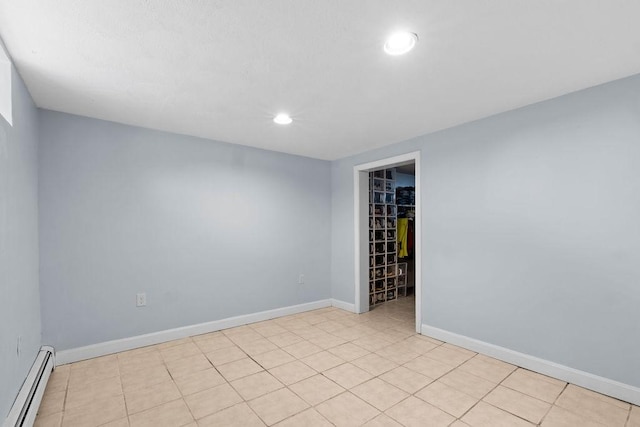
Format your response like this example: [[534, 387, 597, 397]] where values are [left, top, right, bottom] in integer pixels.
[[368, 164, 415, 308]]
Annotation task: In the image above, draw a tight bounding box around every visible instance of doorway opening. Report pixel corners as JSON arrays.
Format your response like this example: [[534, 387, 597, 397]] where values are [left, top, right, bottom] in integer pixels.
[[354, 151, 421, 333]]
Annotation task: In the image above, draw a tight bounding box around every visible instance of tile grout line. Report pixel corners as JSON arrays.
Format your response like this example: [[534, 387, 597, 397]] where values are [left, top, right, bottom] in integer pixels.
[[497, 369, 552, 426], [60, 372, 69, 427], [114, 359, 129, 426], [537, 381, 570, 426], [234, 351, 287, 426], [451, 365, 505, 423], [163, 344, 202, 426]]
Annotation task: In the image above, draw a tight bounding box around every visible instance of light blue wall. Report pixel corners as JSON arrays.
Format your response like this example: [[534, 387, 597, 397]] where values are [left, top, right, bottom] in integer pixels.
[[0, 64, 41, 417], [331, 73, 640, 387], [38, 111, 331, 350]]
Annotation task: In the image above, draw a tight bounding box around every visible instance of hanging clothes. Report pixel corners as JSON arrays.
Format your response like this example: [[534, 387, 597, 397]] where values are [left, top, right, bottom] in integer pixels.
[[397, 218, 409, 258]]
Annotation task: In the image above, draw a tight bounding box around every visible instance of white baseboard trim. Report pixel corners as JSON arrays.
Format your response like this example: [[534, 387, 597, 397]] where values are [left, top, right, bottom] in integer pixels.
[[55, 299, 332, 365], [422, 324, 640, 406], [331, 299, 356, 313]]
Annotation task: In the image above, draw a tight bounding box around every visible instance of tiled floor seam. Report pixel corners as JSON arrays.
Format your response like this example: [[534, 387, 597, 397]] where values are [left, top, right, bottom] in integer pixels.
[[117, 368, 129, 426], [537, 381, 570, 426], [235, 393, 268, 427], [171, 364, 199, 425], [492, 366, 549, 425], [237, 350, 306, 425], [224, 361, 277, 426], [446, 369, 504, 423], [61, 386, 69, 427]]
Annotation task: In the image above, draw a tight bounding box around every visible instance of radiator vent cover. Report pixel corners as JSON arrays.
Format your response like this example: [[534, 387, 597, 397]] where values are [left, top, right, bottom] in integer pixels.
[[3, 346, 55, 427]]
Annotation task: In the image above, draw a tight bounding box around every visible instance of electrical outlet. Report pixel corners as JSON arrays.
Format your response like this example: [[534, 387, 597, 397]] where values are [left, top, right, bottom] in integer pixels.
[[298, 274, 304, 284], [136, 292, 147, 307]]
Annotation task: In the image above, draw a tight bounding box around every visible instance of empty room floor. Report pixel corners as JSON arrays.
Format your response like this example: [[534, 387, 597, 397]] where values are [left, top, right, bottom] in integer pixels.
[[35, 297, 639, 427]]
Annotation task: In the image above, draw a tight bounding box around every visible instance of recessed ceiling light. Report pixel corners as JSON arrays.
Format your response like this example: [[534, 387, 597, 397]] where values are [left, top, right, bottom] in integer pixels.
[[273, 113, 292, 125], [384, 31, 418, 55]]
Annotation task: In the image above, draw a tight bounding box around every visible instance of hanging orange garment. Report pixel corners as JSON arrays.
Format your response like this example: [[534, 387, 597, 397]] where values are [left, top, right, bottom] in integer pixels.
[[397, 218, 409, 258]]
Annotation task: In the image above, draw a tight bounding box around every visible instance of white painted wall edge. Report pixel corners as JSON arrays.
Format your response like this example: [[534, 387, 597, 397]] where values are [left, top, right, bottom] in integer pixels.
[[331, 299, 355, 313], [422, 324, 640, 406], [55, 299, 332, 365]]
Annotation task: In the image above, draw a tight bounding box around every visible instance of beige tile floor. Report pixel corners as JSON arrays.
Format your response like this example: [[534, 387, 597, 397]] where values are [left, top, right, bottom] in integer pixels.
[[35, 296, 639, 427]]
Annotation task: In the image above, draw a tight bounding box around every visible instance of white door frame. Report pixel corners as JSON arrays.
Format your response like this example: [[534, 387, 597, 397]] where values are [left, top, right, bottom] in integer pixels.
[[353, 151, 422, 333]]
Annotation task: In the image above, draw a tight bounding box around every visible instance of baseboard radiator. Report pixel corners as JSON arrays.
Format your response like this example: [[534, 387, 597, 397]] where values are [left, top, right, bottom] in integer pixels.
[[3, 346, 55, 427]]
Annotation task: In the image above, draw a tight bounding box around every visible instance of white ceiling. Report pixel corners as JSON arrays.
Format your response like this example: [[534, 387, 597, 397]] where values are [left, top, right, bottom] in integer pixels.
[[1, 1, 640, 160]]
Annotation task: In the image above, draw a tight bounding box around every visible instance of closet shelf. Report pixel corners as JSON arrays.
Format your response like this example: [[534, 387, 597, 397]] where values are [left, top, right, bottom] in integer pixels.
[[368, 168, 407, 307]]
